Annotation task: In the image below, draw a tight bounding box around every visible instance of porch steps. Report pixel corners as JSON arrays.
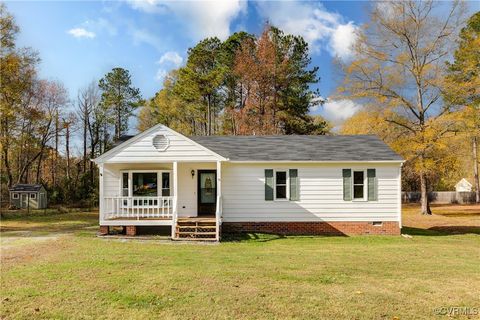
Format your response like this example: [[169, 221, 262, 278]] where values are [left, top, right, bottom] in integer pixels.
[[175, 218, 217, 241]]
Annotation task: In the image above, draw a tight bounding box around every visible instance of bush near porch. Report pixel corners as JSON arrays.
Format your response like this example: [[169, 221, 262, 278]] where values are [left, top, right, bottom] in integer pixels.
[[1, 205, 479, 319]]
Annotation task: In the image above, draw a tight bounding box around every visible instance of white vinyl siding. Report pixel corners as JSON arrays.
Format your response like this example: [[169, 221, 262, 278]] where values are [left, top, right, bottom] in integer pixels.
[[221, 162, 401, 222]]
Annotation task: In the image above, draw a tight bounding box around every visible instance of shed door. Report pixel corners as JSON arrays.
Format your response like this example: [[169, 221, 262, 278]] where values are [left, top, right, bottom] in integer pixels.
[[21, 193, 28, 208]]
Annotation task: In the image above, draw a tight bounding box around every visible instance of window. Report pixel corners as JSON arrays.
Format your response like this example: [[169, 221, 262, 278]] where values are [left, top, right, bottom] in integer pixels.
[[161, 172, 170, 196], [30, 193, 36, 199], [122, 172, 129, 197], [121, 171, 172, 201], [353, 170, 365, 200], [12, 193, 19, 199], [133, 172, 158, 197], [275, 170, 288, 200]]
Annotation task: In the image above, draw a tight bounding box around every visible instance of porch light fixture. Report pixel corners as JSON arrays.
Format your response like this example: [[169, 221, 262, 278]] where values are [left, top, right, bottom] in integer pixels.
[[191, 170, 195, 179]]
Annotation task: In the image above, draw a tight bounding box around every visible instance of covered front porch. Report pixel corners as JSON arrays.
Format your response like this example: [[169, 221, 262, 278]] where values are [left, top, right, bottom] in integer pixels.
[[99, 161, 223, 240]]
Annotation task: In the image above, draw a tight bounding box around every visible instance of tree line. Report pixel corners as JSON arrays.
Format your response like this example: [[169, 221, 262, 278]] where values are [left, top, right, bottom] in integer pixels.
[[1, 2, 478, 214], [0, 4, 142, 206], [338, 1, 479, 213], [138, 26, 330, 136]]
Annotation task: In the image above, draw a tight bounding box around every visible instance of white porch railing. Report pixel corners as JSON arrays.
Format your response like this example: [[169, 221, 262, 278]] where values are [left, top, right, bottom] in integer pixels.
[[103, 196, 174, 220]]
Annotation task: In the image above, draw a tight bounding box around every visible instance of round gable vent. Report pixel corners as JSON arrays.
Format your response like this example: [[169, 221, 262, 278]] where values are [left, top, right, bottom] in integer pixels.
[[152, 134, 169, 151]]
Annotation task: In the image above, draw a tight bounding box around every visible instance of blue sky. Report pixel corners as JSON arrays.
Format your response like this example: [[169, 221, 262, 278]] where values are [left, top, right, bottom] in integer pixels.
[[6, 1, 378, 126]]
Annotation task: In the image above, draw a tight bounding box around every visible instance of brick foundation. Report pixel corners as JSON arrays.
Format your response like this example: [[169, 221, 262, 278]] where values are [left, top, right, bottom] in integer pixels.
[[99, 226, 109, 235], [222, 221, 400, 236], [126, 226, 137, 236]]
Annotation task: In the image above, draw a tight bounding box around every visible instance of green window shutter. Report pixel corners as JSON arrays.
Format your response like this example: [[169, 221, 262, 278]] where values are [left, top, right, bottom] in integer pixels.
[[342, 169, 352, 201], [367, 169, 377, 201], [289, 169, 299, 201], [265, 169, 274, 201]]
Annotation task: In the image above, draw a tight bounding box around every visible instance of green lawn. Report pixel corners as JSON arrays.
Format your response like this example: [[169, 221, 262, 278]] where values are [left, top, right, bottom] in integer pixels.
[[1, 207, 479, 319]]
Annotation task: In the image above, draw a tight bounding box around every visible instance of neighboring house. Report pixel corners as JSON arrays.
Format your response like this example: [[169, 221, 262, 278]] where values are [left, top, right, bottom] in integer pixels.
[[9, 184, 48, 209], [93, 124, 404, 241], [455, 178, 472, 192]]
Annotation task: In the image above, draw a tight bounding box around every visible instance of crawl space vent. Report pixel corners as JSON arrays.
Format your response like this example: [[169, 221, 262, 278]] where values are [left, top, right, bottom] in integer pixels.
[[152, 134, 169, 151]]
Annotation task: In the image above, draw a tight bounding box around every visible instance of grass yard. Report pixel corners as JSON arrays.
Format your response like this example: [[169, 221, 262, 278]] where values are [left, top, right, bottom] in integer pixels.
[[1, 205, 479, 319]]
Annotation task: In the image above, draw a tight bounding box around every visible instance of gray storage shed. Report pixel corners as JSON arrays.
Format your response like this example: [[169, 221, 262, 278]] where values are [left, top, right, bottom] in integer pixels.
[[9, 184, 48, 209]]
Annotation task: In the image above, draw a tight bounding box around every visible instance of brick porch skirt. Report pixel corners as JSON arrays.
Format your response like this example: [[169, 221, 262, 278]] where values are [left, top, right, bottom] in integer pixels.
[[221, 221, 400, 236]]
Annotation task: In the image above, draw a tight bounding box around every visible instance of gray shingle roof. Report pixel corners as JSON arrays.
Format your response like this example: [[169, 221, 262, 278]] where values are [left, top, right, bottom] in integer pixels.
[[9, 184, 44, 192], [189, 135, 403, 161]]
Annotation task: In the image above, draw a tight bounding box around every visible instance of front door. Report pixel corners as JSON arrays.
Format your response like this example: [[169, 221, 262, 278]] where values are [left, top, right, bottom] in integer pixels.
[[197, 170, 216, 216]]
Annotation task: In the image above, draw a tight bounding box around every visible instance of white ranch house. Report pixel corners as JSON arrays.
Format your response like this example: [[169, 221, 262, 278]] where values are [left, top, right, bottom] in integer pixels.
[[93, 124, 404, 241]]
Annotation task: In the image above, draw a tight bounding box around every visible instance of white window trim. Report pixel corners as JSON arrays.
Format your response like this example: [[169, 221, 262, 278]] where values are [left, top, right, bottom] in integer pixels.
[[352, 169, 367, 201], [120, 170, 173, 197], [30, 193, 36, 199], [274, 169, 289, 201], [12, 193, 19, 199]]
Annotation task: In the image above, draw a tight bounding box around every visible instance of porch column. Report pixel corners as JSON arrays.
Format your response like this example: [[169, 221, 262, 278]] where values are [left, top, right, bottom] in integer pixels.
[[98, 164, 104, 222], [172, 161, 178, 239], [216, 161, 222, 241]]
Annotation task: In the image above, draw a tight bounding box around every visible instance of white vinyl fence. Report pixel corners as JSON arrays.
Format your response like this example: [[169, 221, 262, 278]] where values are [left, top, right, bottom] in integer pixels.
[[402, 191, 476, 204]]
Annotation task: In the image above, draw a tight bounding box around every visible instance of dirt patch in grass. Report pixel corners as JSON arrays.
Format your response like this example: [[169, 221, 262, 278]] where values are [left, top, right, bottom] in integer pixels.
[[402, 204, 480, 235], [1, 237, 75, 270]]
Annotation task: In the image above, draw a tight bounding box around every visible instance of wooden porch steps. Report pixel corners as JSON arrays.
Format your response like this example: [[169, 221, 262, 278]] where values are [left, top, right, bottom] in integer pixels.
[[175, 217, 217, 241]]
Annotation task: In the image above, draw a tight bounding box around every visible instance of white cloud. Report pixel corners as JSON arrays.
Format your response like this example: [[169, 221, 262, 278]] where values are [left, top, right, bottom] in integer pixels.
[[83, 18, 118, 36], [322, 99, 362, 123], [67, 28, 96, 39], [330, 22, 357, 61], [127, 0, 167, 14], [127, 0, 246, 40], [255, 1, 357, 60], [375, 2, 396, 19], [155, 51, 183, 82], [68, 18, 117, 40], [131, 28, 163, 51], [158, 51, 183, 67]]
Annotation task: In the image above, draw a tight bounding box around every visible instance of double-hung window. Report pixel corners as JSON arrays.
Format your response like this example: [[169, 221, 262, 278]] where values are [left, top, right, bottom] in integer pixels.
[[161, 172, 170, 196], [353, 170, 366, 200], [265, 169, 299, 201], [343, 168, 377, 202], [275, 170, 288, 200]]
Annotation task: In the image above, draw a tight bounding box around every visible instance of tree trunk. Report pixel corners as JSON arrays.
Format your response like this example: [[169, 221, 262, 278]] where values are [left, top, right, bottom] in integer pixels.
[[35, 151, 43, 183], [117, 106, 121, 140], [53, 111, 59, 187], [66, 124, 71, 180], [207, 96, 211, 136], [83, 109, 88, 173], [1, 117, 14, 187], [473, 136, 480, 203], [2, 142, 13, 188], [420, 172, 432, 215]]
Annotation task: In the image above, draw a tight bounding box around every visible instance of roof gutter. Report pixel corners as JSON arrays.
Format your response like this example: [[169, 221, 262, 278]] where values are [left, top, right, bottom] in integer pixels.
[[227, 160, 405, 164]]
